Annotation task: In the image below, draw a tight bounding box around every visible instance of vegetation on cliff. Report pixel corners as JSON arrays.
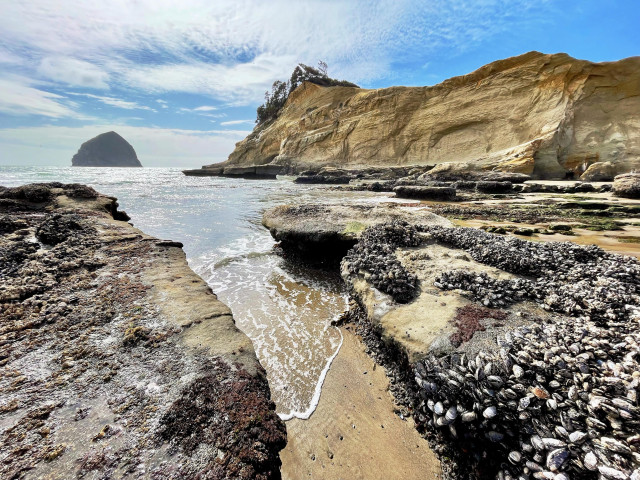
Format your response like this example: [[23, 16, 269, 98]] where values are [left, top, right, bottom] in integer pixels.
[[256, 61, 358, 124]]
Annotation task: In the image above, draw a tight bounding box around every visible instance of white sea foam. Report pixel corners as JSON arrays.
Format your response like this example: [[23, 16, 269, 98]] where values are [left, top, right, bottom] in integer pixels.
[[197, 233, 348, 419], [278, 325, 344, 421], [1, 167, 387, 421]]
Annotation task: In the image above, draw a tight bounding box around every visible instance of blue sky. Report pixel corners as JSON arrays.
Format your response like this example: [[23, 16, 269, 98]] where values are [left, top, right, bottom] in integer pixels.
[[0, 0, 638, 167]]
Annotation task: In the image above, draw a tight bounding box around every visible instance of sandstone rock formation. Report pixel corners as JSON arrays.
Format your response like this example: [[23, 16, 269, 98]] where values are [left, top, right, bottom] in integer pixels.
[[613, 172, 640, 198], [201, 51, 640, 180], [72, 131, 142, 167], [262, 203, 450, 256]]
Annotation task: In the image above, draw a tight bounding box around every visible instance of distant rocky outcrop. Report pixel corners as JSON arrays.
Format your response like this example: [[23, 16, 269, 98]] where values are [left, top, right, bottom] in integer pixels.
[[193, 51, 639, 180], [72, 131, 142, 167]]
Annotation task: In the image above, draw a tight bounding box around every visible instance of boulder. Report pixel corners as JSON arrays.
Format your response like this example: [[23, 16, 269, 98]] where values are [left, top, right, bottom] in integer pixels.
[[613, 173, 640, 198], [294, 175, 352, 184], [393, 186, 457, 201], [72, 131, 142, 167], [579, 161, 617, 181]]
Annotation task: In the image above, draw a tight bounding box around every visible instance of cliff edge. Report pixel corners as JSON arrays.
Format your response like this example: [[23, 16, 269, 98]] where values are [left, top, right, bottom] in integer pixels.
[[205, 51, 640, 180]]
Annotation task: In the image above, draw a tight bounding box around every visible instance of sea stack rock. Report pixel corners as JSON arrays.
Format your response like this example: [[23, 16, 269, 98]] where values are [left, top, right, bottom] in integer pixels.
[[72, 131, 142, 167]]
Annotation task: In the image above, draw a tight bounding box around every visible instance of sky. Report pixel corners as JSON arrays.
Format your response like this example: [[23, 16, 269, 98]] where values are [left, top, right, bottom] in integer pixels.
[[0, 0, 638, 168]]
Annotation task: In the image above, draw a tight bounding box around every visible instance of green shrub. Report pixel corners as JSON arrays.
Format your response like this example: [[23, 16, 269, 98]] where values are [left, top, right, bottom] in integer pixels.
[[256, 61, 358, 124]]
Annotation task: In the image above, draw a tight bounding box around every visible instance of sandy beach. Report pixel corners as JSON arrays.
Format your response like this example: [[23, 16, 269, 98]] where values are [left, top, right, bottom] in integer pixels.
[[280, 327, 441, 480]]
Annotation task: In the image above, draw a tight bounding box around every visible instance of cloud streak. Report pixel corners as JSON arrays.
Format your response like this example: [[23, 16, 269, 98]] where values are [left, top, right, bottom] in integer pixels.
[[68, 93, 157, 111], [220, 119, 254, 126], [38, 56, 109, 89], [1, 0, 555, 105], [0, 76, 79, 118]]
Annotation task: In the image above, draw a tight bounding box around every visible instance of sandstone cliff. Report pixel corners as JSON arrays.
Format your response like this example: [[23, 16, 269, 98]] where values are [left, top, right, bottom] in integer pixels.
[[207, 52, 640, 180]]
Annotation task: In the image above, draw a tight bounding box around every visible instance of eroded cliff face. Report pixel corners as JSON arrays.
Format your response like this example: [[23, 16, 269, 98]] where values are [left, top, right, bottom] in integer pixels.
[[216, 52, 640, 180]]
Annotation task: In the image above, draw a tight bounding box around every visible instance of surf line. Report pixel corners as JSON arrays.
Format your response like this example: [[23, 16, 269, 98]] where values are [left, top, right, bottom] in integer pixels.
[[278, 324, 344, 421]]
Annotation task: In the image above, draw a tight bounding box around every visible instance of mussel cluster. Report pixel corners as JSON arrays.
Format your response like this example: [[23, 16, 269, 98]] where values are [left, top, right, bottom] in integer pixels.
[[342, 221, 422, 303], [426, 227, 640, 322], [413, 227, 640, 479], [414, 314, 640, 480]]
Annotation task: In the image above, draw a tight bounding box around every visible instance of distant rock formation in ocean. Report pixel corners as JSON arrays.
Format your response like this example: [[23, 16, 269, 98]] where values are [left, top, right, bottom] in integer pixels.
[[191, 51, 640, 181], [71, 131, 142, 167]]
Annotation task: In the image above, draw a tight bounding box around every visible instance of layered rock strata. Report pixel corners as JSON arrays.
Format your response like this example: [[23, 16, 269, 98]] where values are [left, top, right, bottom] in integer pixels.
[[262, 203, 451, 258], [0, 183, 285, 479], [193, 51, 640, 180]]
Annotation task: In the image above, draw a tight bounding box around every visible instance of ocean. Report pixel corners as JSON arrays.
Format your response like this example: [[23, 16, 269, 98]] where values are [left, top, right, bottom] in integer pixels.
[[0, 166, 386, 420]]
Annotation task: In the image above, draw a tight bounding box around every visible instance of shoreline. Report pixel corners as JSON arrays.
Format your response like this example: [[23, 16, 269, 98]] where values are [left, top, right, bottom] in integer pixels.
[[0, 183, 286, 478], [278, 325, 344, 421], [280, 326, 441, 480]]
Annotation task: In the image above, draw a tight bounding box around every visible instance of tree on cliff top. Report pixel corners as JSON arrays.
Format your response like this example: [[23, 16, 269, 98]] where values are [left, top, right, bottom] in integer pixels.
[[256, 61, 358, 125]]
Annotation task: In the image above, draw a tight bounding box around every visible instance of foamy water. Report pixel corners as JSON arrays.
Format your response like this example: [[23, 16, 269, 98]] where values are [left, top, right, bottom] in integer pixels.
[[1, 166, 386, 419], [196, 233, 348, 419]]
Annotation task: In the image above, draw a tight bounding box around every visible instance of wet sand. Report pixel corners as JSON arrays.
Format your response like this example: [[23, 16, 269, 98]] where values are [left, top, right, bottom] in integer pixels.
[[280, 328, 441, 480]]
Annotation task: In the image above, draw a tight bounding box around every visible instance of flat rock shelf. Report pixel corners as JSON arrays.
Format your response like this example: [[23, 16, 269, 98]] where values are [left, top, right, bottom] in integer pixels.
[[0, 183, 285, 479]]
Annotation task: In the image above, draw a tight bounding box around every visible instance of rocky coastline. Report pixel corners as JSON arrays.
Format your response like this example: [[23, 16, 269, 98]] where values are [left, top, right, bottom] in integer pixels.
[[5, 176, 640, 479], [185, 52, 640, 181], [264, 185, 640, 480], [0, 183, 285, 479]]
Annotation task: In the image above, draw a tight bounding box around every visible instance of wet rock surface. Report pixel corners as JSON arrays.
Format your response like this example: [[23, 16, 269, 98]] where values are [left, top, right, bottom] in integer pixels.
[[394, 186, 457, 201], [0, 183, 285, 479], [262, 203, 451, 260]]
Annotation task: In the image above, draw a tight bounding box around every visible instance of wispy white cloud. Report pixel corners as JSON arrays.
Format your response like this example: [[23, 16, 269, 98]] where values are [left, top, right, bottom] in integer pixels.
[[68, 92, 156, 112], [0, 76, 79, 118], [0, 48, 24, 65], [0, 124, 251, 167], [0, 0, 555, 105], [122, 52, 295, 104], [38, 56, 109, 89], [220, 119, 254, 126], [178, 105, 219, 114]]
